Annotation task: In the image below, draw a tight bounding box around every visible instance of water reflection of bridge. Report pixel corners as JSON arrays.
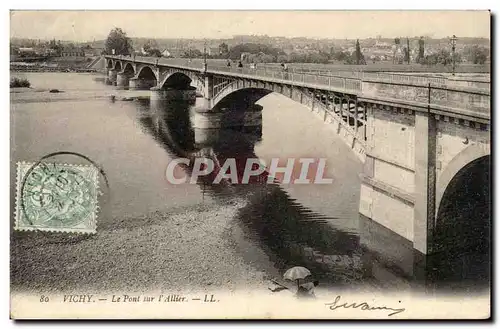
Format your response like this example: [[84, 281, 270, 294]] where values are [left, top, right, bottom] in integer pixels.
[[135, 99, 370, 286]]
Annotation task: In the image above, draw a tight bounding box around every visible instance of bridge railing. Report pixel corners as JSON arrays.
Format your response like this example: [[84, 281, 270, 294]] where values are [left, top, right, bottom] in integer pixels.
[[361, 72, 447, 87], [429, 85, 490, 115], [268, 64, 491, 92], [444, 79, 490, 90], [107, 55, 489, 90], [361, 79, 490, 118], [200, 64, 363, 94]]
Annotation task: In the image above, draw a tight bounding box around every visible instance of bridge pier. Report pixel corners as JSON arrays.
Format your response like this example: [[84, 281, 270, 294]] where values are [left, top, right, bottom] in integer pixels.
[[413, 112, 437, 254], [192, 97, 212, 113], [104, 68, 112, 85], [203, 75, 214, 100], [128, 77, 139, 90], [116, 73, 130, 90], [129, 78, 156, 90], [359, 103, 421, 254], [150, 87, 196, 103], [192, 104, 263, 130], [107, 69, 118, 86]]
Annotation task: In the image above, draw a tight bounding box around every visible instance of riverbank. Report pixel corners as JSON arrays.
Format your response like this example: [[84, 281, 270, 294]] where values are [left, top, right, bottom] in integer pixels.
[[11, 67, 98, 73], [10, 86, 150, 104], [11, 199, 269, 294]]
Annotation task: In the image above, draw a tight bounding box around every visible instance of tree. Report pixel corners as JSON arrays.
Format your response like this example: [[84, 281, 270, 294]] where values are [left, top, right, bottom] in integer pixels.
[[406, 38, 410, 64], [276, 54, 288, 63], [403, 47, 410, 64], [422, 49, 460, 66], [393, 38, 401, 64], [49, 38, 57, 49], [218, 42, 229, 57], [181, 48, 203, 58], [143, 39, 162, 57], [467, 45, 489, 64], [355, 39, 365, 65], [421, 53, 439, 65], [416, 37, 425, 63], [437, 49, 452, 66], [47, 38, 63, 55], [332, 50, 350, 62], [104, 28, 133, 55], [228, 43, 284, 60]]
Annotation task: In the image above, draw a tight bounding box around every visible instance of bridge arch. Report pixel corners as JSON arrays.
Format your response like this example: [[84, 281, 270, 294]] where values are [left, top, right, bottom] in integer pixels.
[[137, 65, 158, 80], [436, 143, 490, 215], [123, 62, 135, 76], [113, 60, 123, 71], [159, 72, 193, 90], [135, 65, 158, 89], [106, 59, 114, 69], [433, 143, 490, 254], [212, 86, 273, 112]]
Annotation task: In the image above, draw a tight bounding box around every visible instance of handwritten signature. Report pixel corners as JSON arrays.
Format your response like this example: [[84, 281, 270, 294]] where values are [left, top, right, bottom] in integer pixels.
[[325, 295, 405, 316]]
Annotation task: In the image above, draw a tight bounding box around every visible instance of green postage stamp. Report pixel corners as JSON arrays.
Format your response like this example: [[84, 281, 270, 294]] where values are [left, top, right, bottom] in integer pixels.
[[14, 162, 99, 233]]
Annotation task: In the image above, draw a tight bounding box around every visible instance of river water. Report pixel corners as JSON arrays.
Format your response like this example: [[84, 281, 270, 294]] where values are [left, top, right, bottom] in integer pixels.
[[10, 72, 489, 295]]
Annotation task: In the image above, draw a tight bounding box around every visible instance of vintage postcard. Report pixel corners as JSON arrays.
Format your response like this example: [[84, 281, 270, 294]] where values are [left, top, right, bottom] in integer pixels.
[[9, 10, 491, 319]]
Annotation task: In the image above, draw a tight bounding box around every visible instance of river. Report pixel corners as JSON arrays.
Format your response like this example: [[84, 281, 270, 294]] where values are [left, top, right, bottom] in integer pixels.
[[10, 72, 489, 296]]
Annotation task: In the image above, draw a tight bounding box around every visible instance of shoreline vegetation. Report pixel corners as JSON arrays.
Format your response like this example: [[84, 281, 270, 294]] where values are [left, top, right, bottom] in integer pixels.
[[10, 66, 97, 73], [10, 77, 30, 88]]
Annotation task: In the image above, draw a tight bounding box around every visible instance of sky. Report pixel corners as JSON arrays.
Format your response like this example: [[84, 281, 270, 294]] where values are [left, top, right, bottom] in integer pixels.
[[10, 10, 491, 41]]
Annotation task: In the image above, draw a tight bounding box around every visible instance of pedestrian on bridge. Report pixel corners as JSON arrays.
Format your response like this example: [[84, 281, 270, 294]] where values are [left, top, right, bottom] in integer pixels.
[[282, 62, 289, 79]]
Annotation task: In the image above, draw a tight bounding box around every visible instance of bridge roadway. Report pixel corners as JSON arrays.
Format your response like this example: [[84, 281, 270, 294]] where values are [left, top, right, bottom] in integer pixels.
[[107, 55, 490, 90], [104, 54, 491, 258]]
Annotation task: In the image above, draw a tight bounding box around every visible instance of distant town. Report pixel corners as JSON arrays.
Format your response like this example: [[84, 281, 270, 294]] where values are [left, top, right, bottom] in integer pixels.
[[10, 32, 491, 72]]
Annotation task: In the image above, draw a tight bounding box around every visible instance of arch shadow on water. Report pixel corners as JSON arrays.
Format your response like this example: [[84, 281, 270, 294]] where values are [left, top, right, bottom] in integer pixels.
[[132, 97, 490, 294]]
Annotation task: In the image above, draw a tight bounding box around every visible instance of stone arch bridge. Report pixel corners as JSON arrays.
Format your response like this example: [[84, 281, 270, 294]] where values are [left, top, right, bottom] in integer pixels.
[[104, 55, 490, 257]]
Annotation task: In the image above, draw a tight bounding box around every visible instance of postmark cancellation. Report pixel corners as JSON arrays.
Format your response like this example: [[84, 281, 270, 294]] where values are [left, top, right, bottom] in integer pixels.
[[14, 161, 99, 234]]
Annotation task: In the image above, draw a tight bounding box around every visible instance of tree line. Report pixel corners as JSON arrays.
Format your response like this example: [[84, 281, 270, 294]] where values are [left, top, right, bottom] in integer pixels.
[[103, 28, 489, 65]]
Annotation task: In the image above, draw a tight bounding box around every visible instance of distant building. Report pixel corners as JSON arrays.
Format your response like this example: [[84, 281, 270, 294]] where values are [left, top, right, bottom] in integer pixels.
[[84, 42, 105, 56], [161, 49, 171, 57], [18, 48, 36, 56], [161, 48, 184, 58], [240, 52, 251, 62], [86, 47, 104, 56], [45, 49, 58, 56], [374, 41, 392, 49]]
